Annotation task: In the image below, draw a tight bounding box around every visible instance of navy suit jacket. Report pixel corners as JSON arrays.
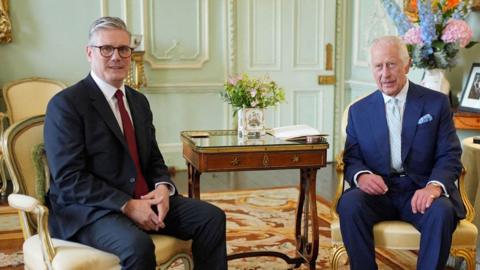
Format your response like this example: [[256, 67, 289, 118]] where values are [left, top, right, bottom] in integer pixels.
[[45, 74, 176, 239], [343, 81, 465, 218]]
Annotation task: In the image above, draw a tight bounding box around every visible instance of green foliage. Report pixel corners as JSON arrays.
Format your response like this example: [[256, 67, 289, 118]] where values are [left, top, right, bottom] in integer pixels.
[[220, 74, 286, 116]]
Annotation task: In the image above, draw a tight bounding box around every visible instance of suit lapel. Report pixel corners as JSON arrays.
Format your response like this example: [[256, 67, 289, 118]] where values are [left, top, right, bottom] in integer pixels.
[[85, 75, 128, 150], [401, 83, 424, 163], [368, 91, 391, 173]]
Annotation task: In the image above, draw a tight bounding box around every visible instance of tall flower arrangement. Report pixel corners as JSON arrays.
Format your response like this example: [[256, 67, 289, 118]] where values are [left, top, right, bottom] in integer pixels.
[[382, 0, 476, 69]]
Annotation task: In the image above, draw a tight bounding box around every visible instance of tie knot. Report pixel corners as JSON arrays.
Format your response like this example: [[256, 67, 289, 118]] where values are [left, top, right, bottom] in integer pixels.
[[389, 97, 399, 105], [115, 90, 124, 100]]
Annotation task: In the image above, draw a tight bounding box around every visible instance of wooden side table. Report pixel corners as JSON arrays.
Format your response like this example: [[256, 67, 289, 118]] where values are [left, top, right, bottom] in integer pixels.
[[181, 130, 329, 270], [454, 111, 480, 130]]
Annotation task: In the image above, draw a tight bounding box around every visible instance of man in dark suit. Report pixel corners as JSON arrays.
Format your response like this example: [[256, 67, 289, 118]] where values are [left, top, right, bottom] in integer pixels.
[[45, 16, 227, 270], [337, 36, 463, 270]]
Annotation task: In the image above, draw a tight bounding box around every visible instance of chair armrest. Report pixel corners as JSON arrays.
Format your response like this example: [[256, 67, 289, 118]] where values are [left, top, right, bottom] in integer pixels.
[[331, 151, 345, 219], [8, 193, 40, 211], [8, 193, 56, 267], [458, 167, 475, 222]]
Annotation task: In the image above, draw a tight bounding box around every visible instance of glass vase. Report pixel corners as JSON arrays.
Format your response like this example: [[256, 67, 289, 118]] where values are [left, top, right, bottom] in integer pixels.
[[421, 69, 450, 96], [237, 107, 265, 138]]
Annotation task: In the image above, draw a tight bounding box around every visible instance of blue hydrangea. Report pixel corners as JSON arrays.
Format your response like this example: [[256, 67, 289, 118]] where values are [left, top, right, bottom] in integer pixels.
[[418, 0, 437, 47], [382, 0, 412, 35]]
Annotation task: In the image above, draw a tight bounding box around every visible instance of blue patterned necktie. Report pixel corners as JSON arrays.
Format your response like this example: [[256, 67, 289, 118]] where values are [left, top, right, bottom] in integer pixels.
[[386, 98, 403, 172]]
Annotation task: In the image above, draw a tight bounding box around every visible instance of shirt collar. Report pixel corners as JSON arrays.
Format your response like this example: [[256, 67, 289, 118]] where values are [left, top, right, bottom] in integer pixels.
[[382, 80, 409, 104], [90, 71, 126, 101]]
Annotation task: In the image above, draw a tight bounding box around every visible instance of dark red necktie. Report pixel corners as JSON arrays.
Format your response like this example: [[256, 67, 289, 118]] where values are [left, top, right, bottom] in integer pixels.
[[115, 90, 149, 198]]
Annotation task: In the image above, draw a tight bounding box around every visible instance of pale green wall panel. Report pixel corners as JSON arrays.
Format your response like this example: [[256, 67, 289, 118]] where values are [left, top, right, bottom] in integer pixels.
[[0, 0, 102, 87], [146, 92, 224, 143]]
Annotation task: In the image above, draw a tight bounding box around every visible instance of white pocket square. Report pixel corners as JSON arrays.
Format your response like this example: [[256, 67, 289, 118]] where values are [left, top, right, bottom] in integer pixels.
[[418, 114, 433, 125]]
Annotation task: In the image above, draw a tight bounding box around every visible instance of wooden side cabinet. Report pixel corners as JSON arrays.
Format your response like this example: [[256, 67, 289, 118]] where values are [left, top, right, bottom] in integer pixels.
[[454, 111, 480, 130]]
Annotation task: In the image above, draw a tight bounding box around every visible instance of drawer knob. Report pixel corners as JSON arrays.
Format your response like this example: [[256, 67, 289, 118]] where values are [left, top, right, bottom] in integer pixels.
[[292, 155, 299, 163], [231, 157, 240, 166]]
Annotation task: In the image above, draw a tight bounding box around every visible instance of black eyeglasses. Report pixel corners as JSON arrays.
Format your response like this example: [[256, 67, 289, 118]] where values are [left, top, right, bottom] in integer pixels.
[[90, 45, 133, 58]]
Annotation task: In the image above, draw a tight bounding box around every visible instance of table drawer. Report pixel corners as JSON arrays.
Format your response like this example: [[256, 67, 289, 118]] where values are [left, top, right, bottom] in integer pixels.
[[203, 151, 325, 171]]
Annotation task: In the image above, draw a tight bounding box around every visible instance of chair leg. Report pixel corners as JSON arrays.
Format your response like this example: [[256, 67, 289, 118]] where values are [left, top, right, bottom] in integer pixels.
[[330, 243, 348, 270], [450, 248, 476, 270]]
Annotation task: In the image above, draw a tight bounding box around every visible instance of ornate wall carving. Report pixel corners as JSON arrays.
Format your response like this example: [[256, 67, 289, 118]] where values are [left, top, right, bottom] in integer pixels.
[[0, 0, 12, 44]]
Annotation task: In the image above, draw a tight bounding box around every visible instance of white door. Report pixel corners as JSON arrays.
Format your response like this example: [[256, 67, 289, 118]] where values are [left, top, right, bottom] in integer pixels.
[[235, 0, 336, 160]]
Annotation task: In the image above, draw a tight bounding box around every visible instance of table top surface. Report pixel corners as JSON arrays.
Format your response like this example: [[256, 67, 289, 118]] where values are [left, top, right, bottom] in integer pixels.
[[181, 130, 329, 152]]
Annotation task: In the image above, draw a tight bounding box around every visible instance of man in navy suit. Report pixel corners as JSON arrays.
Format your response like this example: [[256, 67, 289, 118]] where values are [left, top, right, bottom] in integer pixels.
[[45, 17, 227, 269], [337, 36, 463, 270]]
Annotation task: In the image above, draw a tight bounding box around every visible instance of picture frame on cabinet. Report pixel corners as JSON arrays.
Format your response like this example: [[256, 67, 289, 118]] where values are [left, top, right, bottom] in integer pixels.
[[459, 63, 480, 113]]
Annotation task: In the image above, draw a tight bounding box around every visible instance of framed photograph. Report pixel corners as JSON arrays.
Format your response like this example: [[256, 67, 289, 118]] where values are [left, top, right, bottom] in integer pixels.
[[459, 63, 480, 113]]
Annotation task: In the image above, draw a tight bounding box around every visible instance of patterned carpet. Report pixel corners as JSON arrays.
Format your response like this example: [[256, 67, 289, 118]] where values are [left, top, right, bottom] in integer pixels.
[[0, 187, 420, 269], [203, 186, 418, 270]]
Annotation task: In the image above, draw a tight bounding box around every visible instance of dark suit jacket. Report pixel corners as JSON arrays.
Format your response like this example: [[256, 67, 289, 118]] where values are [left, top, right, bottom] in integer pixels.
[[343, 81, 465, 218], [45, 74, 176, 240]]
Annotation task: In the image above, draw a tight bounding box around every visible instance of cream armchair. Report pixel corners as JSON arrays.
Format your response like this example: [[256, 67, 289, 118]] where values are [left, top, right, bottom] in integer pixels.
[[330, 103, 478, 270], [0, 77, 66, 196], [4, 115, 193, 270]]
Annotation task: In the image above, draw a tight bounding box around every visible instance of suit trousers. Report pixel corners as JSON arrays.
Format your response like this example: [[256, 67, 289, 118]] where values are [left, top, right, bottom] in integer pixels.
[[337, 175, 458, 270], [72, 194, 227, 270]]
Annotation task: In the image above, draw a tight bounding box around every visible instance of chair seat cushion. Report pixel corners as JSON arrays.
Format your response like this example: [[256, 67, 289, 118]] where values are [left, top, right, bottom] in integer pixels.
[[331, 219, 477, 250], [24, 234, 192, 270], [24, 235, 119, 270], [151, 234, 192, 263]]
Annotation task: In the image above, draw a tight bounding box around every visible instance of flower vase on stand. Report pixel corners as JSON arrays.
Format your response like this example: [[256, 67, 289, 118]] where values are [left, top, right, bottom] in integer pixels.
[[237, 107, 265, 139], [421, 69, 450, 96]]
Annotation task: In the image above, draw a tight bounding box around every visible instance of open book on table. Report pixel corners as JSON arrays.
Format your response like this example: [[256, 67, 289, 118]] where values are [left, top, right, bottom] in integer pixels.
[[267, 125, 327, 142]]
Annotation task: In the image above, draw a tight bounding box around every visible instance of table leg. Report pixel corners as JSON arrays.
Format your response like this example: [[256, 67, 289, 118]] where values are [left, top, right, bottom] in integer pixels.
[[296, 168, 319, 270], [187, 163, 201, 199]]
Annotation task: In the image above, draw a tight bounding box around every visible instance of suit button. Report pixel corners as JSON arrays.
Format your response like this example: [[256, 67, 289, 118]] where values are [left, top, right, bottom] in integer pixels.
[[130, 178, 135, 183]]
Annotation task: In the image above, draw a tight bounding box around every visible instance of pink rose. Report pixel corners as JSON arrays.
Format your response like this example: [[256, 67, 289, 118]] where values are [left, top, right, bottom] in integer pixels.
[[441, 19, 473, 48]]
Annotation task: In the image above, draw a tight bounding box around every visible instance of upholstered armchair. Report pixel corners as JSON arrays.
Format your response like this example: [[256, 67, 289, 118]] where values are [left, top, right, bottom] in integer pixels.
[[330, 102, 478, 270], [0, 77, 66, 196], [4, 115, 193, 270]]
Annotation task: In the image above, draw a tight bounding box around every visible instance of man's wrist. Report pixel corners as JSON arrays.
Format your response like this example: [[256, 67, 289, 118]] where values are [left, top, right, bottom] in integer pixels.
[[428, 182, 443, 197]]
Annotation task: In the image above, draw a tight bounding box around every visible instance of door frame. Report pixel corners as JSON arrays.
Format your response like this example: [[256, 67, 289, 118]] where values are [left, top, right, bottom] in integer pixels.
[[225, 0, 348, 159]]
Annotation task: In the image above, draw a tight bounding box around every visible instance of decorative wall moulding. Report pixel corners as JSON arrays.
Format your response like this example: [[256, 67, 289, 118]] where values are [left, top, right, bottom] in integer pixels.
[[0, 0, 12, 44], [143, 0, 210, 69]]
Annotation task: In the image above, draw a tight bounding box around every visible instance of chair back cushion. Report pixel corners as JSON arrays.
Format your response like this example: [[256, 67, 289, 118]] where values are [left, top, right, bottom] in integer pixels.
[[2, 115, 45, 230], [3, 77, 65, 123]]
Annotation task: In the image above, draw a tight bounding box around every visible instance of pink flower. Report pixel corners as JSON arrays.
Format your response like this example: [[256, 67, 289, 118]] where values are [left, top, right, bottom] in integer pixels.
[[228, 75, 242, 85], [402, 27, 423, 45], [441, 19, 472, 48]]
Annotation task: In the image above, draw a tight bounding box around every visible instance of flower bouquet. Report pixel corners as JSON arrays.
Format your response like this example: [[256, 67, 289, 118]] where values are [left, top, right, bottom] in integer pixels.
[[221, 74, 285, 137], [221, 74, 286, 116], [382, 0, 477, 69]]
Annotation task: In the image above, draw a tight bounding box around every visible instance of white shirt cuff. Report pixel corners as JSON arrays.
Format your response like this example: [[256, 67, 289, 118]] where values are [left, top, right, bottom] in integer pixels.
[[353, 170, 372, 186], [155, 182, 176, 196]]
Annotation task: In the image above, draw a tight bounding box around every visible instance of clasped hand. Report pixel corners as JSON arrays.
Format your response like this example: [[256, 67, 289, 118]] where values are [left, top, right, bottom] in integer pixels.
[[357, 174, 442, 214], [122, 185, 170, 231]]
